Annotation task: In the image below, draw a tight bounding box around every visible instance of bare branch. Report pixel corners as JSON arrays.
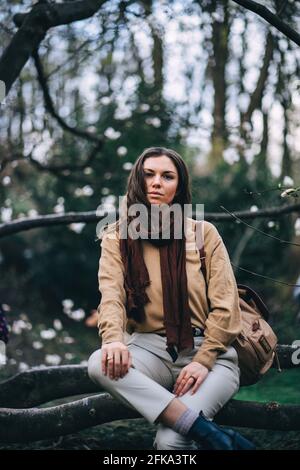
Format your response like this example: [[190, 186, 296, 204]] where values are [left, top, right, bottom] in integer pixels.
[[221, 205, 300, 247], [1, 393, 300, 443], [0, 365, 98, 409], [1, 203, 300, 239], [232, 219, 260, 270], [32, 50, 102, 144], [0, 347, 299, 443], [232, 0, 300, 46], [0, 210, 102, 239], [233, 263, 300, 287], [241, 32, 274, 127], [28, 141, 103, 173], [0, 393, 139, 443], [0, 0, 108, 95], [0, 346, 297, 408]]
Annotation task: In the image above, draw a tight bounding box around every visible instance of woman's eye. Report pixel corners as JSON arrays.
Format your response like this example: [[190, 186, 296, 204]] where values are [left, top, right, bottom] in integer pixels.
[[144, 173, 173, 180]]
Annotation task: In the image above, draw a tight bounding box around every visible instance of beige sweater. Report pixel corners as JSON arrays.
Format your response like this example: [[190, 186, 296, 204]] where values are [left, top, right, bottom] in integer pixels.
[[96, 217, 242, 370]]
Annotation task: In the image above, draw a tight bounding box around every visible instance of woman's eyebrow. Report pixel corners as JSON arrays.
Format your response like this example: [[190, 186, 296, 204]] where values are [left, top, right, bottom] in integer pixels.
[[143, 168, 176, 174]]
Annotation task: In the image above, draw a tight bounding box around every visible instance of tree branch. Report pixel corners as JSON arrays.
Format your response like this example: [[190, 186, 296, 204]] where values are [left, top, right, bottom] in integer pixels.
[[232, 0, 300, 46], [0, 393, 139, 443], [241, 32, 274, 127], [1, 203, 300, 239], [0, 393, 300, 443], [0, 0, 108, 95], [0, 346, 297, 409], [32, 50, 102, 144], [28, 141, 103, 174], [221, 205, 300, 247], [0, 365, 98, 409]]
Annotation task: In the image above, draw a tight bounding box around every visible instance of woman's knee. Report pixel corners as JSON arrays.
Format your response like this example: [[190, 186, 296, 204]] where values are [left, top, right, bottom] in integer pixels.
[[87, 349, 103, 384]]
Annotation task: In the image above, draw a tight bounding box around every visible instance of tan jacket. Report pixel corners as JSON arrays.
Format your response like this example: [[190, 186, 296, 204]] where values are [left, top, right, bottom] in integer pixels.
[[96, 217, 242, 370]]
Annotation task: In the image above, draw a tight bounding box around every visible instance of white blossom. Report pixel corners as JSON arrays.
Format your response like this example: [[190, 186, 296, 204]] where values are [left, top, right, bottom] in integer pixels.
[[104, 127, 121, 140], [145, 117, 161, 128], [28, 209, 38, 217], [63, 336, 75, 344], [283, 176, 294, 187], [18, 362, 29, 372], [62, 299, 74, 313], [69, 223, 86, 233], [2, 176, 11, 186], [40, 328, 57, 340], [295, 218, 300, 236], [68, 308, 85, 321], [45, 354, 61, 366], [53, 319, 63, 331], [139, 103, 150, 112], [117, 146, 127, 157], [123, 162, 133, 171], [100, 96, 111, 105], [65, 353, 75, 360], [12, 320, 32, 335], [1, 207, 13, 222]]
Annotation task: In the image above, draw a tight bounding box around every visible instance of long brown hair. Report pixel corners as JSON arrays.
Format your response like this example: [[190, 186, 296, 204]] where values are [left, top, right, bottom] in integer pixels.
[[126, 146, 192, 208]]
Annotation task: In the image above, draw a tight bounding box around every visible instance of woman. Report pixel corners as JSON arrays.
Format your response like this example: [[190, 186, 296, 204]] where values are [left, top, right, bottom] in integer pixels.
[[88, 147, 255, 450]]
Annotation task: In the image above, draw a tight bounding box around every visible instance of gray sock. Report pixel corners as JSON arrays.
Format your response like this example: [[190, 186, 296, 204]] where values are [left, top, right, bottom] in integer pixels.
[[173, 408, 199, 436]]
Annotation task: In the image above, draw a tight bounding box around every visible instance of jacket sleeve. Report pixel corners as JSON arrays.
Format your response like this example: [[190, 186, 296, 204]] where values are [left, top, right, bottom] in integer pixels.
[[96, 226, 127, 344], [193, 222, 242, 370]]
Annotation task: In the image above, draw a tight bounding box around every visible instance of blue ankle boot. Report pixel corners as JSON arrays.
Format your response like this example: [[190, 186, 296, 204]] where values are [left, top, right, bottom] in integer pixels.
[[187, 412, 256, 450]]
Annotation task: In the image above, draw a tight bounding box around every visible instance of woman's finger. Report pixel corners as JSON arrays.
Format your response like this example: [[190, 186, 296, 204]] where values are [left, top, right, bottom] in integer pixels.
[[107, 352, 115, 378], [174, 372, 190, 396], [120, 350, 130, 377], [112, 351, 121, 379], [190, 377, 202, 395], [102, 349, 111, 375], [173, 370, 187, 394], [177, 376, 196, 397]]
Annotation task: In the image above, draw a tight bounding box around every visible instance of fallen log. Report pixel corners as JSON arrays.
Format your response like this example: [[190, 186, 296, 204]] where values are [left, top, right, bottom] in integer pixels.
[[0, 365, 97, 408], [0, 343, 299, 443], [0, 344, 298, 409], [0, 393, 300, 443]]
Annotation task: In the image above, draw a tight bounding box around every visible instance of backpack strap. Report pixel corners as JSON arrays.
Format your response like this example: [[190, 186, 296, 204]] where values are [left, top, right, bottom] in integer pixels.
[[194, 220, 207, 281], [194, 221, 271, 322], [194, 221, 210, 310], [237, 283, 270, 321]]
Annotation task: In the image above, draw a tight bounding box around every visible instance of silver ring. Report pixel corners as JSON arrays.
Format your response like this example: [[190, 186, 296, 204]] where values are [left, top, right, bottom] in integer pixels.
[[190, 376, 197, 382], [107, 356, 113, 360]]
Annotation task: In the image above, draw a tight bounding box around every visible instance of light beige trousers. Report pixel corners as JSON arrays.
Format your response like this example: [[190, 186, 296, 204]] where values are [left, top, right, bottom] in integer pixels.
[[88, 332, 240, 450]]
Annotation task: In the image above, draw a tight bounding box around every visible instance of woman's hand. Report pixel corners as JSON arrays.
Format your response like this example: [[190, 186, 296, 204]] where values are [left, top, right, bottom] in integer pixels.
[[101, 341, 133, 380], [173, 362, 209, 397]]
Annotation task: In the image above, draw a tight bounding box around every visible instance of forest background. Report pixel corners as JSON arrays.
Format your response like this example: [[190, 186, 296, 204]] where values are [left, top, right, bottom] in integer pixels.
[[0, 0, 300, 449]]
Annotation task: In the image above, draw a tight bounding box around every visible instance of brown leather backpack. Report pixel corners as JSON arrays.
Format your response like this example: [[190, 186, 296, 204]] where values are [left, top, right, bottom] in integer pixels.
[[195, 221, 279, 386]]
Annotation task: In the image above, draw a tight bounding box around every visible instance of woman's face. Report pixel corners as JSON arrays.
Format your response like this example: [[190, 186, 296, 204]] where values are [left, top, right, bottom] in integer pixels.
[[143, 155, 179, 205]]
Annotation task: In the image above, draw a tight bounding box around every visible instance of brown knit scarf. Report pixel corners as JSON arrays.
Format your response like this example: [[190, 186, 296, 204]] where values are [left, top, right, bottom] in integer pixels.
[[118, 209, 194, 359]]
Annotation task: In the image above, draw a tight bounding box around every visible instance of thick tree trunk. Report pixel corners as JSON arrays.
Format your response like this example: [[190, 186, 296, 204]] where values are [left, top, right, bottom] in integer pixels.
[[0, 0, 107, 95], [0, 393, 299, 443], [0, 345, 299, 442]]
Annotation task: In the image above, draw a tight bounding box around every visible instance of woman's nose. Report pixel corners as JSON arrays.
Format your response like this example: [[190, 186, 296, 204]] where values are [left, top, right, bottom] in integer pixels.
[[152, 175, 161, 185]]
